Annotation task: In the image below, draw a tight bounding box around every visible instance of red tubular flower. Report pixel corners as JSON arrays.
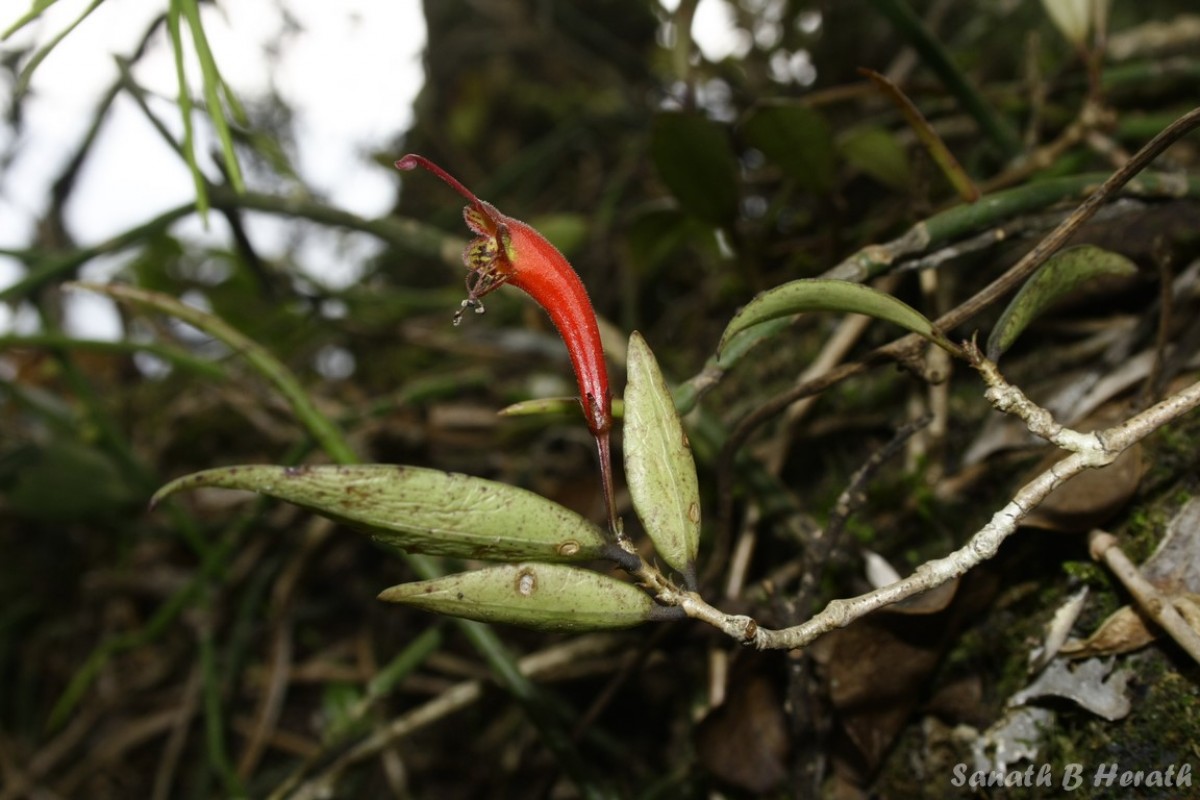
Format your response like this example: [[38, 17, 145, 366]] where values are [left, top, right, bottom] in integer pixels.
[[396, 154, 617, 528]]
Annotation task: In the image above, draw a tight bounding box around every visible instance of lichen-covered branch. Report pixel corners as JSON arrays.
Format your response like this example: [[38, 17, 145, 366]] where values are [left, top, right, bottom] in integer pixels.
[[687, 373, 1200, 650]]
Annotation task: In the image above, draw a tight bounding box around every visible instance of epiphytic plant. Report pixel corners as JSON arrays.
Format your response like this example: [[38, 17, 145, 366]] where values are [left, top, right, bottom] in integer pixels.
[[153, 126, 1200, 646]]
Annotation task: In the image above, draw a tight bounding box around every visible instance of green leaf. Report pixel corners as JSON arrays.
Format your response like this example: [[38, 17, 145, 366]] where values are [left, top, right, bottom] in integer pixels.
[[153, 464, 611, 563], [624, 332, 701, 580], [499, 396, 625, 420], [6, 440, 137, 523], [626, 206, 698, 275], [856, 70, 977, 201], [3, 0, 63, 40], [179, 0, 245, 194], [379, 563, 671, 632], [713, 316, 792, 371], [838, 126, 912, 190], [166, 0, 207, 219], [986, 245, 1139, 361], [741, 103, 835, 192], [651, 111, 739, 226], [718, 278, 950, 354]]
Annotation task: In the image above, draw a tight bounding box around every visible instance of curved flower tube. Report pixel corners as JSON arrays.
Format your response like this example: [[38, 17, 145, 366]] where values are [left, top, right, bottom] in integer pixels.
[[396, 154, 617, 529]]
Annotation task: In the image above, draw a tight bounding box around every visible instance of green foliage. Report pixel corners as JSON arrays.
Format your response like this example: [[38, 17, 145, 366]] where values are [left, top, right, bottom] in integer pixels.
[[155, 326, 710, 629], [623, 331, 701, 579], [4, 439, 138, 523], [650, 111, 740, 227], [987, 245, 1140, 361], [154, 463, 616, 562], [379, 562, 664, 632], [838, 125, 913, 190], [718, 278, 954, 354], [741, 103, 835, 192], [172, 0, 246, 213]]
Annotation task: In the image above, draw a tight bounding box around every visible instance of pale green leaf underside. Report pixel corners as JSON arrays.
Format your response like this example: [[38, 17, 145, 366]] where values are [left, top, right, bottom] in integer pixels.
[[718, 278, 947, 354], [623, 332, 701, 578], [379, 563, 666, 632], [499, 396, 625, 420], [987, 244, 1139, 360], [154, 464, 610, 563]]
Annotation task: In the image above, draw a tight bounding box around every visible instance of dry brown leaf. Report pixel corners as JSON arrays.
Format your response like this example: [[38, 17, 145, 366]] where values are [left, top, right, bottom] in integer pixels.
[[695, 669, 789, 794], [1174, 593, 1200, 629], [815, 615, 943, 780], [1059, 605, 1157, 658], [1061, 592, 1200, 659]]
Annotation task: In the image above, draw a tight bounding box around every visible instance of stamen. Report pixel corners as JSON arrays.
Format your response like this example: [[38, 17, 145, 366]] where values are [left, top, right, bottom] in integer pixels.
[[453, 291, 485, 326], [453, 275, 472, 326]]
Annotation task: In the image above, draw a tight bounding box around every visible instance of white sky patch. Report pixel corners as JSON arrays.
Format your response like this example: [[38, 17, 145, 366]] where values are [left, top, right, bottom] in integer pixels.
[[657, 0, 747, 62], [65, 93, 199, 244], [62, 289, 123, 340], [0, 0, 427, 335]]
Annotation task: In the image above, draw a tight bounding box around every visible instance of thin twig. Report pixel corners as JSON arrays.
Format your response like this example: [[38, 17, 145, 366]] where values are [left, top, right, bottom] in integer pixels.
[[789, 414, 932, 624], [1088, 530, 1200, 666]]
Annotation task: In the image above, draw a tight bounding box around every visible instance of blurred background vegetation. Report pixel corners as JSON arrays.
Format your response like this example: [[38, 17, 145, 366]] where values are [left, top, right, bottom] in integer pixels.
[[3, 0, 1200, 797]]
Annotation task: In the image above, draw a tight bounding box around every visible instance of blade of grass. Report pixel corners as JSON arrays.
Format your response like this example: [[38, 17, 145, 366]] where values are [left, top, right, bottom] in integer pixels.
[[299, 625, 447, 755], [365, 626, 443, 703], [217, 70, 249, 128], [166, 0, 208, 219], [49, 591, 206, 731], [199, 608, 245, 799], [1, 188, 464, 302], [859, 67, 980, 202], [3, 0, 63, 39], [69, 282, 355, 464], [179, 0, 245, 194]]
